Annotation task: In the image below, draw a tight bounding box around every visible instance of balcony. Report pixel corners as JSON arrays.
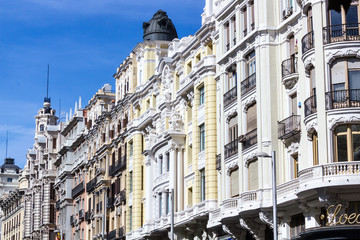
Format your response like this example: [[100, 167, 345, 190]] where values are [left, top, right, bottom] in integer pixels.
[[119, 227, 125, 239], [224, 86, 237, 108], [86, 177, 97, 193], [325, 89, 360, 110], [79, 209, 85, 221], [216, 154, 221, 170], [304, 95, 317, 117], [109, 156, 127, 176], [241, 129, 257, 150], [107, 229, 117, 240], [224, 139, 238, 159], [323, 23, 360, 44], [301, 31, 314, 54], [85, 210, 91, 222], [241, 73, 256, 96], [71, 181, 84, 198], [281, 57, 298, 78], [119, 190, 126, 203], [278, 115, 301, 140]]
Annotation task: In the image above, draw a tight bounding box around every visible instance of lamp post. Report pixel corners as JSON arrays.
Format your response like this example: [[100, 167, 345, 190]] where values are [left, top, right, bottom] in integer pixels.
[[257, 151, 277, 240]]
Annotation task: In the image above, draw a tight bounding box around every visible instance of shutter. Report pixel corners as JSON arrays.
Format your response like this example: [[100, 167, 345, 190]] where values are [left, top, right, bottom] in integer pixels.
[[247, 104, 257, 132], [331, 59, 346, 85], [230, 169, 239, 197], [290, 35, 295, 56], [248, 160, 259, 191], [291, 94, 297, 115]]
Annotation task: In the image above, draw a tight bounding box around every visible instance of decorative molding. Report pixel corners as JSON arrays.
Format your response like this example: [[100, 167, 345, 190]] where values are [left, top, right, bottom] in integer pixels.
[[259, 211, 273, 229], [225, 107, 238, 123], [244, 152, 257, 168], [239, 218, 259, 240], [226, 160, 239, 176], [287, 142, 299, 155], [328, 115, 360, 130], [326, 48, 360, 65], [222, 224, 243, 240], [243, 95, 256, 113]]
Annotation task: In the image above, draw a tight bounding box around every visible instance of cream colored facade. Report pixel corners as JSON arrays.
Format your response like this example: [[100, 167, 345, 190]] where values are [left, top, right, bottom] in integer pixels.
[[0, 170, 27, 240]]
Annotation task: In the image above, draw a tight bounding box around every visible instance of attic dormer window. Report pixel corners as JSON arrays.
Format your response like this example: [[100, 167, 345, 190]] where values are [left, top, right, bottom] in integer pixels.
[[40, 125, 44, 132]]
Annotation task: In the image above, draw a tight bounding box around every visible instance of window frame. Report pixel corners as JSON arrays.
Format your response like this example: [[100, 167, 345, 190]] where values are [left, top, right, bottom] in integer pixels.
[[199, 124, 205, 152]]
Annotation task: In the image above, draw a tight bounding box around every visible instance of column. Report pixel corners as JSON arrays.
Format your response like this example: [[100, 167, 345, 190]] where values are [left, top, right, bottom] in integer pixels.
[[177, 147, 184, 211], [144, 157, 153, 222], [34, 188, 41, 231]]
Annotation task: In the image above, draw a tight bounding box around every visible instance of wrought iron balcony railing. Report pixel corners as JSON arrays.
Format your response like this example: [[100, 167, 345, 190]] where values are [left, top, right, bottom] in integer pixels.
[[304, 95, 317, 117], [224, 86, 237, 108], [86, 177, 97, 193], [119, 227, 125, 239], [301, 31, 314, 54], [71, 181, 84, 198], [241, 129, 257, 150], [70, 215, 75, 227], [107, 229, 117, 240], [281, 57, 298, 78], [56, 200, 61, 209], [109, 156, 127, 176], [241, 73, 256, 96], [325, 89, 360, 110], [224, 139, 238, 159], [278, 115, 301, 140], [323, 23, 360, 44]]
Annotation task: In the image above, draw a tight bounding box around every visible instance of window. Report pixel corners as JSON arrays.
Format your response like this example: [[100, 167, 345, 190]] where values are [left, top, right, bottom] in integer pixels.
[[166, 152, 170, 172], [307, 7, 313, 32], [334, 124, 360, 162], [129, 141, 133, 157], [230, 168, 239, 197], [248, 159, 259, 191], [200, 169, 205, 201], [199, 86, 205, 105], [129, 206, 133, 231], [246, 103, 257, 133], [7, 178, 12, 182], [250, 1, 255, 30], [309, 67, 316, 96], [224, 22, 230, 51], [226, 65, 237, 92], [129, 171, 133, 192], [53, 138, 57, 149], [166, 192, 170, 214], [290, 93, 298, 115], [187, 187, 193, 207], [290, 214, 305, 238], [159, 155, 163, 175], [245, 51, 256, 77], [242, 7, 248, 37], [39, 124, 44, 132], [200, 124, 205, 152], [292, 154, 299, 179], [159, 193, 162, 218], [283, 0, 294, 19]]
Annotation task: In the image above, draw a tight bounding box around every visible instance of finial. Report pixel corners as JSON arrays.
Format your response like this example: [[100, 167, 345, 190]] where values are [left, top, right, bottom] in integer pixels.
[[79, 96, 82, 109]]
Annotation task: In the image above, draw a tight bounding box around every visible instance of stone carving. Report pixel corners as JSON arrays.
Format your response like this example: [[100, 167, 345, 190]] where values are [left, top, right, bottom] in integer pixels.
[[259, 211, 273, 229], [222, 224, 243, 239], [326, 48, 360, 65], [287, 142, 299, 155], [162, 66, 173, 102], [243, 95, 257, 113], [169, 111, 184, 131], [239, 218, 260, 240], [226, 161, 239, 176], [225, 107, 237, 123], [328, 115, 360, 130], [244, 152, 257, 168]]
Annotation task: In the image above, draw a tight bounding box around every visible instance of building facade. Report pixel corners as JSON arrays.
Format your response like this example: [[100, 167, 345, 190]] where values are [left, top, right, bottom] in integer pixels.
[[23, 98, 58, 240], [0, 170, 28, 240], [0, 158, 21, 240]]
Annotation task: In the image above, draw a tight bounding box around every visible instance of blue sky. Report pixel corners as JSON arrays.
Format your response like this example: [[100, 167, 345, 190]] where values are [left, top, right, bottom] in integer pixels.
[[0, 0, 204, 168]]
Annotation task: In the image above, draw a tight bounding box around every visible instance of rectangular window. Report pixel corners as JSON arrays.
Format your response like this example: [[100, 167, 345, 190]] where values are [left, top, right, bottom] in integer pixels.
[[292, 154, 299, 179], [166, 193, 170, 214], [247, 103, 257, 132], [200, 169, 205, 201], [290, 93, 298, 115], [230, 168, 239, 197], [166, 152, 170, 172], [159, 156, 163, 175], [290, 214, 305, 238], [248, 160, 259, 191], [129, 171, 133, 193], [243, 7, 248, 36], [159, 193, 162, 218], [200, 124, 205, 151], [199, 86, 205, 105], [188, 187, 193, 207], [53, 138, 57, 149], [129, 206, 133, 231], [129, 141, 133, 157]]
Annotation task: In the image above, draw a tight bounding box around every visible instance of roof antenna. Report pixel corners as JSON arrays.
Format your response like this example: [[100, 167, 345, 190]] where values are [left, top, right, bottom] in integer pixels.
[[47, 64, 49, 99], [5, 130, 8, 158]]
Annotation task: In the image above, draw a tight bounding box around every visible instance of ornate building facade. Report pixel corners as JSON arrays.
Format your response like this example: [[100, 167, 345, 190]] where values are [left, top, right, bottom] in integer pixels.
[[23, 98, 58, 240]]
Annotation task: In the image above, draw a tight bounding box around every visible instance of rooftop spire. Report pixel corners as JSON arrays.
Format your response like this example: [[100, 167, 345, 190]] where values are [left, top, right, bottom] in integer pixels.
[[44, 64, 51, 105]]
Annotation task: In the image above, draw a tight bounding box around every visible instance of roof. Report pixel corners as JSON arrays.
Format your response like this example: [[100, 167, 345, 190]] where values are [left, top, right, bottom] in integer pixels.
[[1, 158, 20, 173], [143, 10, 178, 41]]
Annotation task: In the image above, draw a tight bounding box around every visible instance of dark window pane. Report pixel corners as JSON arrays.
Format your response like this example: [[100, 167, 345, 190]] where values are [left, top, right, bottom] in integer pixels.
[[353, 133, 360, 161], [337, 135, 348, 162], [335, 125, 347, 134], [346, 6, 358, 24]]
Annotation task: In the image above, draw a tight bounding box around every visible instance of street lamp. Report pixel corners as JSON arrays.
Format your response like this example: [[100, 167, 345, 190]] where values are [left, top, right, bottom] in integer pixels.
[[159, 188, 174, 240], [256, 151, 277, 240]]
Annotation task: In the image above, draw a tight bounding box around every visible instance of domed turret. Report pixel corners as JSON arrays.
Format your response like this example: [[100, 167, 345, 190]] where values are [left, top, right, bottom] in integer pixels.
[[143, 10, 178, 41]]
